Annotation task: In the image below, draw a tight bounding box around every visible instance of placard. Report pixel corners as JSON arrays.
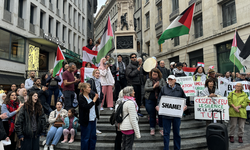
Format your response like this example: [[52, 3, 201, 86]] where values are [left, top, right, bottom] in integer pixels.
[[194, 81, 205, 96], [158, 96, 186, 118], [176, 76, 196, 96], [194, 97, 229, 120]]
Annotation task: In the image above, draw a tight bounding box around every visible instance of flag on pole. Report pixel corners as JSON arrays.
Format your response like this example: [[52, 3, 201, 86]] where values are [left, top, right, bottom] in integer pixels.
[[96, 15, 114, 63], [229, 31, 244, 71], [240, 35, 250, 68], [183, 67, 197, 76], [82, 46, 98, 68], [80, 67, 95, 83], [197, 62, 204, 67], [57, 68, 64, 88], [53, 46, 65, 77], [158, 3, 195, 45]]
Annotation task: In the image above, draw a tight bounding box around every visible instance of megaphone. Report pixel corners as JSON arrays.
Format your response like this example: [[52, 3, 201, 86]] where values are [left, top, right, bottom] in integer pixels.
[[108, 57, 115, 65]]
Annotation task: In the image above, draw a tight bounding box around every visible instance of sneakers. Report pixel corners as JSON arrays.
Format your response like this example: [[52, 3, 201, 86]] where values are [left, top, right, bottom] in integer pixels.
[[49, 145, 54, 150], [159, 130, 164, 136], [229, 136, 234, 143], [100, 107, 104, 111], [150, 129, 155, 136], [238, 137, 243, 143], [44, 145, 48, 150], [110, 107, 113, 110], [96, 129, 102, 134]]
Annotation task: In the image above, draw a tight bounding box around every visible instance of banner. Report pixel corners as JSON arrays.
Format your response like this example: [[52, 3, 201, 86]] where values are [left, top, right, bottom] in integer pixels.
[[176, 76, 196, 96], [28, 45, 39, 77], [183, 67, 196, 76], [159, 96, 186, 118], [194, 97, 229, 120], [80, 67, 94, 83], [194, 81, 205, 96]]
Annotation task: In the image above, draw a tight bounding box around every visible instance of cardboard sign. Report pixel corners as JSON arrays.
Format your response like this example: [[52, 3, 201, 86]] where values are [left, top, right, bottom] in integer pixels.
[[158, 96, 186, 118], [194, 97, 229, 120], [194, 81, 205, 96], [176, 76, 196, 96]]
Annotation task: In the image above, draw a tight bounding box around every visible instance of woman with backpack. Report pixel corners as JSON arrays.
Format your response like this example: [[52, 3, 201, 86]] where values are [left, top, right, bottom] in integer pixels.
[[120, 86, 141, 150], [87, 69, 103, 134]]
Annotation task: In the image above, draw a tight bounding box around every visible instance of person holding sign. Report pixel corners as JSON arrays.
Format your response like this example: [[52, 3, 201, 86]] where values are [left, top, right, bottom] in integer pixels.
[[228, 83, 250, 143], [193, 66, 207, 82], [144, 68, 166, 136], [155, 75, 187, 150], [199, 78, 221, 98]]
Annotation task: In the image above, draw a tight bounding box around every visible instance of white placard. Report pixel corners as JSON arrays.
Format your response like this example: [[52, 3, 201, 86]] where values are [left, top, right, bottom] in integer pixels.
[[194, 97, 229, 120], [158, 96, 186, 118], [176, 76, 196, 96]]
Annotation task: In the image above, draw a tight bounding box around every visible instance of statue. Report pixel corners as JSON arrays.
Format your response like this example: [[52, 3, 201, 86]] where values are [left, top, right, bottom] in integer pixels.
[[121, 13, 128, 30]]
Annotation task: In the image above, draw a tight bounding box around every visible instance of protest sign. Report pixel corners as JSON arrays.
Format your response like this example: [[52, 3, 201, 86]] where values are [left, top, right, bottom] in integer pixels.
[[218, 77, 229, 97], [194, 81, 205, 96], [194, 97, 229, 120], [158, 96, 186, 118], [176, 76, 196, 96]]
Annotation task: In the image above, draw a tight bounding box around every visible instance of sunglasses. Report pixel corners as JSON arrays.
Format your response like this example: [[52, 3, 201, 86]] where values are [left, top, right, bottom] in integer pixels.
[[131, 57, 137, 59]]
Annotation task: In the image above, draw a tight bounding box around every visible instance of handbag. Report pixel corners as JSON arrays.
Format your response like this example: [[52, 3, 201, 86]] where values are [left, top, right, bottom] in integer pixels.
[[54, 121, 64, 127], [50, 78, 58, 86]]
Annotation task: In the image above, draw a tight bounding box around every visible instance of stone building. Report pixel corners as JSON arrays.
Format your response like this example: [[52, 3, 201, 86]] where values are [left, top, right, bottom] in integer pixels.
[[141, 0, 250, 74], [0, 0, 94, 90]]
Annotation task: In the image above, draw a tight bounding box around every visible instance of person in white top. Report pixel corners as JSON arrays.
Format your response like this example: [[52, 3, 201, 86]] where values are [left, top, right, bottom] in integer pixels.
[[98, 58, 115, 110], [25, 71, 36, 90]]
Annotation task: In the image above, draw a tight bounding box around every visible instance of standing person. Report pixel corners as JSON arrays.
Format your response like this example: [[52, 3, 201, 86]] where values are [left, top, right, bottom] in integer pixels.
[[8, 84, 17, 94], [44, 101, 68, 150], [228, 83, 250, 143], [1, 91, 23, 150], [224, 71, 233, 82], [78, 82, 99, 150], [236, 73, 247, 81], [170, 62, 175, 72], [85, 62, 92, 68], [235, 72, 240, 81], [182, 62, 187, 67], [157, 60, 170, 81], [20, 83, 25, 89], [86, 38, 94, 50], [18, 88, 28, 104], [171, 63, 186, 77], [15, 92, 47, 150], [120, 86, 141, 150], [126, 53, 143, 115], [208, 69, 218, 87], [155, 75, 187, 150], [144, 68, 166, 136], [28, 78, 52, 115], [63, 64, 69, 72], [87, 69, 103, 134], [99, 58, 115, 111], [112, 55, 127, 101], [63, 63, 81, 110], [199, 78, 221, 97], [46, 70, 61, 108], [193, 66, 207, 82], [61, 108, 79, 144], [25, 71, 36, 90], [0, 113, 9, 148]]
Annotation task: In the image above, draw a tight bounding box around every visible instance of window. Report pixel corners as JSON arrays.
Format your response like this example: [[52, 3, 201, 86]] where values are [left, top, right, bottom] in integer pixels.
[[157, 2, 162, 22], [217, 40, 239, 74], [40, 12, 44, 29], [0, 29, 11, 59], [56, 0, 59, 8], [146, 41, 150, 56], [189, 49, 203, 67], [88, 19, 91, 30], [145, 13, 150, 29], [174, 37, 179, 46], [56, 21, 59, 38], [169, 56, 179, 64], [146, 0, 149, 4], [30, 5, 34, 24], [222, 1, 236, 28], [63, 26, 65, 41], [49, 17, 52, 34], [4, 0, 10, 11], [194, 15, 203, 38], [68, 30, 71, 44], [137, 18, 140, 30], [172, 0, 179, 12], [18, 0, 23, 18]]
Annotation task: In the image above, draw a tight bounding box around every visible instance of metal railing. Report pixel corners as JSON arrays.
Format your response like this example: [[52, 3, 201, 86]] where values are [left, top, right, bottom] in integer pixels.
[[3, 9, 11, 23], [30, 23, 35, 33], [40, 0, 45, 6], [39, 28, 44, 37], [18, 17, 24, 28], [49, 2, 53, 11]]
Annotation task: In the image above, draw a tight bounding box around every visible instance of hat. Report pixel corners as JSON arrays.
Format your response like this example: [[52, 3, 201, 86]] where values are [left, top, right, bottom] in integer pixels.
[[209, 69, 215, 74], [167, 75, 176, 80], [170, 62, 175, 65]]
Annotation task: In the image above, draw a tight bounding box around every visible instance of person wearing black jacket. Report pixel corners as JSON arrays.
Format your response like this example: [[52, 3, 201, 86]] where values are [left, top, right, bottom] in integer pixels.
[[157, 60, 170, 81], [46, 71, 61, 109], [0, 113, 9, 141], [15, 92, 46, 150], [28, 78, 52, 115], [156, 75, 187, 150], [171, 62, 186, 77], [78, 82, 99, 150], [86, 38, 94, 50]]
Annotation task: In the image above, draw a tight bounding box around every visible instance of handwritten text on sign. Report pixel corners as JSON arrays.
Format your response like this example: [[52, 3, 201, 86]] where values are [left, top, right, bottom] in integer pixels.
[[176, 76, 196, 96], [194, 97, 229, 120]]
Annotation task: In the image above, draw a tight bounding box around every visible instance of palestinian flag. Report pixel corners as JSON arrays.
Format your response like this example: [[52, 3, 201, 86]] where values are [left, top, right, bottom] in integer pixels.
[[183, 67, 196, 76], [82, 46, 98, 68], [97, 15, 114, 63], [229, 31, 244, 70], [158, 3, 195, 45], [240, 35, 250, 68], [80, 67, 95, 83], [53, 46, 65, 77], [57, 68, 64, 88]]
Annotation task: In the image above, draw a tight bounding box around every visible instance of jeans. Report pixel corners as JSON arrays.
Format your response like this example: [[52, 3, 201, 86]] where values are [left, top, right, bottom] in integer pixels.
[[46, 126, 63, 145], [63, 90, 75, 110], [121, 133, 135, 150], [162, 117, 181, 150], [81, 121, 96, 150], [132, 85, 141, 113], [20, 132, 40, 150], [115, 126, 122, 150], [145, 99, 162, 129], [48, 86, 60, 108]]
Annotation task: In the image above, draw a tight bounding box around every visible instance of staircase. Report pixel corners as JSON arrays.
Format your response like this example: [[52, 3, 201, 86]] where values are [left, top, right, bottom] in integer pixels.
[[40, 106, 208, 150]]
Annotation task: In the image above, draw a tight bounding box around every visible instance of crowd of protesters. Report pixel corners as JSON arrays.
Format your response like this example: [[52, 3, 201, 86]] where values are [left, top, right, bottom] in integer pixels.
[[0, 49, 250, 150]]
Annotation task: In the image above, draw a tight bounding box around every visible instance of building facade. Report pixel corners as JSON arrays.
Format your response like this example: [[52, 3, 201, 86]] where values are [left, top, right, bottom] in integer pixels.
[[86, 0, 98, 39], [134, 0, 143, 56], [141, 0, 250, 74], [0, 0, 94, 90]]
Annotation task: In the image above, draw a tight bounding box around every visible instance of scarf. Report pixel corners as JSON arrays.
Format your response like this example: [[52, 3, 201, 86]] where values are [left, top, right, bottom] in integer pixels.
[[194, 73, 207, 81], [6, 100, 19, 136], [98, 58, 107, 70], [151, 77, 160, 99], [93, 77, 101, 98], [173, 68, 184, 74], [123, 96, 138, 112], [208, 87, 215, 94]]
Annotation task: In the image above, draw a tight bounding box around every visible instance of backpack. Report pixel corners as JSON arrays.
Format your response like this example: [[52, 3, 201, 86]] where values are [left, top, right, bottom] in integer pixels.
[[109, 101, 129, 125]]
